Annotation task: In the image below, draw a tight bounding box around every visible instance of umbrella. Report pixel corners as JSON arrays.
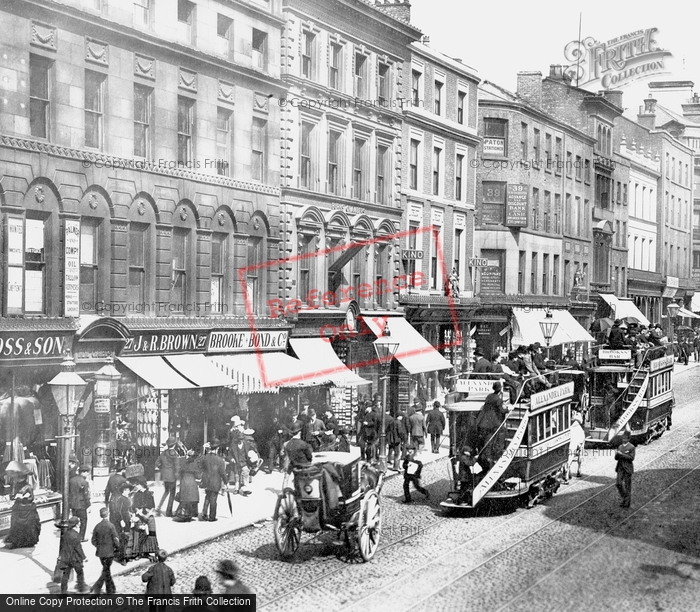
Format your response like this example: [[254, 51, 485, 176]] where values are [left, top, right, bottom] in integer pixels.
[[619, 316, 642, 326], [227, 488, 233, 516], [590, 317, 614, 333]]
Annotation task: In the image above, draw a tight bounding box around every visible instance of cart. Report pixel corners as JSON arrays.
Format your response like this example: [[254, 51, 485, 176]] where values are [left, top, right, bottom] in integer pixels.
[[273, 451, 383, 562]]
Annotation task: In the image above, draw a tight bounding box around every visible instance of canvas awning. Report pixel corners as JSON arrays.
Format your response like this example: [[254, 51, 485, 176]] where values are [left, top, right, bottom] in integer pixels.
[[164, 354, 236, 387], [677, 306, 700, 319], [361, 315, 453, 374], [118, 356, 196, 390], [288, 338, 370, 386], [511, 308, 595, 347], [208, 352, 302, 393], [598, 294, 651, 326], [692, 293, 700, 313]]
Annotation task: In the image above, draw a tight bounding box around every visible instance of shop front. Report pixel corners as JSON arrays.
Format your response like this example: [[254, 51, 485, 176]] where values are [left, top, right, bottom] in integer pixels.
[[0, 321, 78, 533]]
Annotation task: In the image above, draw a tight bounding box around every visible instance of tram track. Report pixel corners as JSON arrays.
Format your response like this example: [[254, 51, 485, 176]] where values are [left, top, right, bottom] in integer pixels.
[[259, 370, 700, 612]]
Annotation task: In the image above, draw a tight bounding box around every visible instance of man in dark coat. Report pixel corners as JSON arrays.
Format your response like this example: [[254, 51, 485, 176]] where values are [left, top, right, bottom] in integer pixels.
[[475, 381, 509, 469], [216, 559, 252, 595], [283, 422, 313, 471], [608, 320, 627, 350], [425, 401, 446, 453], [142, 549, 176, 594], [155, 437, 179, 517], [90, 507, 120, 594], [104, 461, 127, 507], [199, 440, 227, 522], [472, 348, 492, 378], [69, 466, 92, 541], [385, 410, 403, 471], [59, 516, 87, 593], [358, 405, 379, 462], [408, 409, 426, 453], [108, 481, 131, 563], [615, 428, 635, 508]]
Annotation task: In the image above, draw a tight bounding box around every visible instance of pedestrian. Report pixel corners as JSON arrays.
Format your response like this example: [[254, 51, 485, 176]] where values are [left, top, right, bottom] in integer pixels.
[[266, 415, 290, 474], [58, 516, 88, 594], [155, 437, 179, 518], [426, 401, 446, 454], [615, 428, 635, 508], [475, 381, 509, 470], [408, 408, 426, 453], [69, 466, 92, 542], [358, 405, 378, 462], [199, 439, 226, 522], [385, 409, 403, 471], [694, 333, 700, 362], [108, 481, 132, 564], [173, 449, 201, 522], [227, 429, 252, 496], [402, 444, 429, 504], [141, 549, 176, 594], [192, 575, 212, 594], [4, 472, 41, 549], [215, 559, 252, 595], [282, 421, 313, 471], [104, 459, 127, 507], [90, 507, 120, 594], [125, 477, 158, 561]]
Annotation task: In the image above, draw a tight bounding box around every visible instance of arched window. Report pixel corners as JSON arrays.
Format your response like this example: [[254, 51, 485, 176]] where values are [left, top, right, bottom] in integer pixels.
[[127, 195, 157, 307], [296, 209, 323, 305], [246, 212, 268, 314], [326, 213, 350, 295], [210, 208, 236, 314], [374, 221, 396, 308], [171, 200, 197, 314], [78, 188, 111, 313]]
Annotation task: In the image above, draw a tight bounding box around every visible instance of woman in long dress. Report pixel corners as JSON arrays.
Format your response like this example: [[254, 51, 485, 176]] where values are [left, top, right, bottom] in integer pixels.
[[172, 450, 201, 522], [124, 477, 159, 560], [4, 480, 41, 549]]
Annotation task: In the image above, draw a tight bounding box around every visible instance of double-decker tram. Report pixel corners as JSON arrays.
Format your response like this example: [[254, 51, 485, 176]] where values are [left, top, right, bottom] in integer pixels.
[[585, 347, 674, 445], [440, 374, 575, 510]]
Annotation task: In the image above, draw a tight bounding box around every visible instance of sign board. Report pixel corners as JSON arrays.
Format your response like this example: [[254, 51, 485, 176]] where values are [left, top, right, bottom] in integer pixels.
[[455, 379, 501, 395], [123, 332, 208, 355], [93, 397, 110, 414], [599, 349, 631, 360], [505, 184, 529, 227], [483, 137, 505, 156], [402, 249, 424, 260], [650, 354, 675, 372], [480, 266, 503, 294], [666, 276, 679, 288], [207, 330, 289, 353], [64, 219, 80, 317], [530, 381, 575, 410], [7, 217, 23, 266], [0, 332, 72, 362], [469, 258, 489, 267]]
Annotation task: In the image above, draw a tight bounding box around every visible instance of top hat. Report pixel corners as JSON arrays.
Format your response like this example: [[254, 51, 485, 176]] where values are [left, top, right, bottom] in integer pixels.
[[474, 347, 484, 357]]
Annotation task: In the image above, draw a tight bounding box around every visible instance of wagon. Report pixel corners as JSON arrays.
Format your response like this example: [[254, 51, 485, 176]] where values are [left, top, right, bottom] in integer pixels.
[[273, 451, 383, 561]]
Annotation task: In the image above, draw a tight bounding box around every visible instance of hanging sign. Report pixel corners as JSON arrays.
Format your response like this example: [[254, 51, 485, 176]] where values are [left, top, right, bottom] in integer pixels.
[[64, 219, 80, 317]]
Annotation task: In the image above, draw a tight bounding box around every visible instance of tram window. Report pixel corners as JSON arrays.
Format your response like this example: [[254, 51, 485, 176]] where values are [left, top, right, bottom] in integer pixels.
[[551, 409, 559, 434], [528, 419, 537, 444], [564, 406, 570, 430], [545, 412, 552, 438], [537, 414, 545, 440]]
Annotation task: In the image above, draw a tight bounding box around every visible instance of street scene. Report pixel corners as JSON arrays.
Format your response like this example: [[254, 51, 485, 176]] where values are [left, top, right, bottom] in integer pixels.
[[2, 0, 700, 610]]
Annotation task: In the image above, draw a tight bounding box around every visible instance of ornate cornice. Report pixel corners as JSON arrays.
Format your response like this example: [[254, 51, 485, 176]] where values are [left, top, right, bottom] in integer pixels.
[[0, 134, 280, 197], [0, 317, 80, 332], [121, 316, 291, 331]]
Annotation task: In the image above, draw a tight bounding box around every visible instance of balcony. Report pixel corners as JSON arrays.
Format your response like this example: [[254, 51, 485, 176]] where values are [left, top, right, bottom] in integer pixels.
[[627, 268, 663, 284]]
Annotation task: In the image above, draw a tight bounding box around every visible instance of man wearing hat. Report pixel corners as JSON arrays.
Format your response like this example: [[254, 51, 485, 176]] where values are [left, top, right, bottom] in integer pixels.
[[155, 437, 179, 517], [104, 459, 127, 507], [216, 559, 252, 594], [475, 381, 509, 470], [472, 348, 492, 379], [90, 507, 120, 594], [283, 421, 313, 471], [69, 466, 92, 541], [199, 439, 226, 521], [142, 549, 176, 594], [58, 516, 87, 593], [426, 401, 446, 454], [608, 320, 627, 350], [615, 427, 635, 508]]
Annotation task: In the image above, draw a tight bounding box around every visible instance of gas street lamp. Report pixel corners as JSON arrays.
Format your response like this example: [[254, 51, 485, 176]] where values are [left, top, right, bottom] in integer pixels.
[[49, 355, 87, 527], [539, 310, 559, 361], [667, 301, 680, 356], [373, 323, 400, 472]]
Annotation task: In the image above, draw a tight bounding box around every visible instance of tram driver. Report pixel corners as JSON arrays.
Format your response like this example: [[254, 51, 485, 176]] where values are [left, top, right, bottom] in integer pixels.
[[475, 381, 510, 471]]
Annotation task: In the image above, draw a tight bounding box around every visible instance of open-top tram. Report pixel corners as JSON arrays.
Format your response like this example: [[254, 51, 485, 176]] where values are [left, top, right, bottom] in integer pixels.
[[585, 348, 674, 445], [441, 375, 575, 510]]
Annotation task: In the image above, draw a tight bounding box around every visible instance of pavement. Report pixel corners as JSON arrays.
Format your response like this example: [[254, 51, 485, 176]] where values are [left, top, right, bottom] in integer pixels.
[[0, 435, 452, 594]]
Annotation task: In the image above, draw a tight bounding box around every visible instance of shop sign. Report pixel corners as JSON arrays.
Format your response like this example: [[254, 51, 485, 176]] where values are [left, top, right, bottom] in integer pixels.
[[402, 249, 424, 260], [483, 137, 505, 156], [64, 219, 80, 317], [505, 184, 528, 227], [599, 349, 631, 360], [0, 332, 72, 361], [476, 322, 491, 336], [93, 397, 110, 413], [122, 332, 208, 355], [207, 330, 289, 353], [666, 276, 679, 289], [480, 266, 503, 294]]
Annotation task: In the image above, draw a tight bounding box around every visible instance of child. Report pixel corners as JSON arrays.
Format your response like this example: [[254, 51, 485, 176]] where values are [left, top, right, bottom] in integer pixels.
[[615, 428, 635, 508], [402, 443, 429, 504]]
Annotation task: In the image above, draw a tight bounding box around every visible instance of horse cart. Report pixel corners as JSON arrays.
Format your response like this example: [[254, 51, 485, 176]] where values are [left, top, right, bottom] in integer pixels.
[[273, 451, 383, 561]]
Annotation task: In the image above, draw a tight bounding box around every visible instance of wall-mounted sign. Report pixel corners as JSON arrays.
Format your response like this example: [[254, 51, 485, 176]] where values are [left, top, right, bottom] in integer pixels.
[[483, 138, 505, 156], [207, 330, 289, 353], [468, 258, 488, 267], [64, 219, 80, 317], [93, 397, 110, 414], [123, 332, 208, 355], [402, 249, 424, 260], [480, 266, 503, 294], [505, 184, 529, 227], [0, 332, 73, 361], [666, 276, 679, 288]]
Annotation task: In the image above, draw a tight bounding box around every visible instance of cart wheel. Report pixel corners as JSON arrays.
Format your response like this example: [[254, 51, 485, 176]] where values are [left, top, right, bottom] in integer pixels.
[[273, 489, 301, 559], [357, 491, 381, 562]]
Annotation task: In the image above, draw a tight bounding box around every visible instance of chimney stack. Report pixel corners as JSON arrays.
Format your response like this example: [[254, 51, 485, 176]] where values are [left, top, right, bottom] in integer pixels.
[[601, 89, 623, 109], [637, 94, 657, 130], [517, 71, 542, 107], [549, 65, 564, 80], [374, 0, 412, 24], [681, 92, 700, 124]]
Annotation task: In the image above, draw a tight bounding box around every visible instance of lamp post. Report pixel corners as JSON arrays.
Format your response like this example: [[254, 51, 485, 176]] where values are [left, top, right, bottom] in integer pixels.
[[49, 355, 87, 527], [539, 310, 559, 361], [93, 358, 122, 479], [667, 301, 680, 356], [372, 323, 400, 472]]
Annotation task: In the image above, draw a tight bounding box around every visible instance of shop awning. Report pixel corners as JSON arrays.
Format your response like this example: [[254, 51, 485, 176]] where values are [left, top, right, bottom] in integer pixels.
[[692, 293, 700, 313], [511, 308, 595, 347], [164, 354, 236, 388], [678, 306, 700, 319], [289, 338, 371, 386], [208, 352, 313, 393], [361, 315, 453, 374], [118, 356, 196, 390], [598, 294, 651, 326]]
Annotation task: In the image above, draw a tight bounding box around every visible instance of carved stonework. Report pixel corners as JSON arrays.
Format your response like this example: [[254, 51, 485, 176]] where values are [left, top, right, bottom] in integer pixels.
[[217, 212, 226, 227], [112, 220, 129, 233], [134, 54, 156, 79], [252, 217, 261, 230], [34, 186, 45, 204], [218, 80, 234, 103], [86, 38, 109, 65], [179, 207, 188, 221], [137, 201, 146, 216], [254, 93, 270, 113], [179, 68, 197, 92], [88, 194, 98, 210], [31, 21, 56, 51]]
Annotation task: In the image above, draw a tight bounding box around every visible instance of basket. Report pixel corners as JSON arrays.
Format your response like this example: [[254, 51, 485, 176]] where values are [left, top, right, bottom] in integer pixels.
[[124, 464, 145, 479]]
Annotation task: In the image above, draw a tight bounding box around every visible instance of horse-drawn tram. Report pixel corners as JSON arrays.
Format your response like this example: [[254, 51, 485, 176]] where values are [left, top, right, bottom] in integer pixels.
[[440, 376, 575, 510], [585, 348, 675, 445], [273, 451, 383, 561]]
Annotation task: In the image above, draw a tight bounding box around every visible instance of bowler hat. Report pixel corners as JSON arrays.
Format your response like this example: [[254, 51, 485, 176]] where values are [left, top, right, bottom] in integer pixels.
[[157, 549, 168, 561], [166, 437, 177, 447], [209, 438, 221, 449], [215, 559, 240, 580], [290, 421, 304, 435], [79, 465, 91, 474], [67, 516, 80, 528], [474, 347, 484, 357]]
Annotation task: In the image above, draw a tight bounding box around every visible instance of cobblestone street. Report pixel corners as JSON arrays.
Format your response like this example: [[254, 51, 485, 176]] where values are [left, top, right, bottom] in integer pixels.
[[111, 365, 700, 611]]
